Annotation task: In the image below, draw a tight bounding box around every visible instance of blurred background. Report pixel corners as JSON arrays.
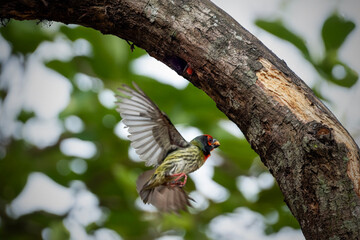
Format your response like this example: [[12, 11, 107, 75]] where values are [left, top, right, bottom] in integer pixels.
[[0, 0, 359, 239]]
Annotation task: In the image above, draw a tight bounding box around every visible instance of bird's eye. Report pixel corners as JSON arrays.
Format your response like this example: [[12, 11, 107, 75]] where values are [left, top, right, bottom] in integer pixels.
[[207, 136, 213, 145]]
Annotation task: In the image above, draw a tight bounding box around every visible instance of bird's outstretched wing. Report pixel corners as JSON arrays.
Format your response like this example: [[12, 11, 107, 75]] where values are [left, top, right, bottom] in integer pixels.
[[115, 82, 189, 167]]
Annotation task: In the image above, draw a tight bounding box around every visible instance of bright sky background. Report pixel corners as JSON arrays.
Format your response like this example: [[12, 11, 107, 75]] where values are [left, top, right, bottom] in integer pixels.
[[1, 0, 360, 239]]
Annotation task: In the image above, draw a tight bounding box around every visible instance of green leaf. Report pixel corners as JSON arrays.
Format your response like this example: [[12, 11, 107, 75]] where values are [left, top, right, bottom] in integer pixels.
[[59, 25, 146, 81], [312, 84, 330, 102], [46, 59, 78, 80], [322, 13, 355, 52], [316, 60, 358, 88], [48, 221, 70, 240], [0, 20, 54, 55], [220, 137, 258, 170], [17, 110, 36, 123], [255, 19, 311, 61]]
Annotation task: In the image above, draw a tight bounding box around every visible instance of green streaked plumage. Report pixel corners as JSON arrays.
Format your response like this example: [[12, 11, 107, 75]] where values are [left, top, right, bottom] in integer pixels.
[[142, 144, 205, 190], [139, 135, 219, 204]]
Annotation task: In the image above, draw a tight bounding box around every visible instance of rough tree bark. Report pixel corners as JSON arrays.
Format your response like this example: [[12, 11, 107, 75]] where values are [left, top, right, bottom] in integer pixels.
[[1, 0, 360, 239]]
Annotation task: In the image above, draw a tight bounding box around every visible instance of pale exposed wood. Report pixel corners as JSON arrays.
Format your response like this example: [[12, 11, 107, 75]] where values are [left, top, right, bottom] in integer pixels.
[[257, 58, 360, 197]]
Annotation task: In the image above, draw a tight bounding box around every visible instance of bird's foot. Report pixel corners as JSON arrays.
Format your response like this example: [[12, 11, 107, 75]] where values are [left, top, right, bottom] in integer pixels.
[[168, 173, 187, 188], [168, 181, 185, 188]]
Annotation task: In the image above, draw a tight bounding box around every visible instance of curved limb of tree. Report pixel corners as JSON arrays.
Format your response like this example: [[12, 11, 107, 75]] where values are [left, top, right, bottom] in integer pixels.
[[1, 0, 360, 239]]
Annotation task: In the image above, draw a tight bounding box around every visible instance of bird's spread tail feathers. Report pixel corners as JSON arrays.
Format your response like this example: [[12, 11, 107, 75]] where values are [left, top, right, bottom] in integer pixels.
[[136, 169, 193, 212]]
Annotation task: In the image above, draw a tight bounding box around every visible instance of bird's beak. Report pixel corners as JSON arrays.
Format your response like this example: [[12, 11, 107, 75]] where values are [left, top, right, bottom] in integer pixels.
[[212, 139, 220, 148]]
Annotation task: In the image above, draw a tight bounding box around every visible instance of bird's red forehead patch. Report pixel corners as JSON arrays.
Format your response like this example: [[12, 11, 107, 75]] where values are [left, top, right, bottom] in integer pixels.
[[204, 134, 213, 139]]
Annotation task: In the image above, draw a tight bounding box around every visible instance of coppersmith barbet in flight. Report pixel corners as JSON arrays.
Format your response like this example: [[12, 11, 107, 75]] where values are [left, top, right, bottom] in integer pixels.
[[115, 83, 220, 212]]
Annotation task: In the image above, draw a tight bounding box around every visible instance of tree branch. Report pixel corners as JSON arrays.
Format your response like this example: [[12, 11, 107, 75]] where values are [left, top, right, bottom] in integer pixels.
[[1, 0, 360, 238]]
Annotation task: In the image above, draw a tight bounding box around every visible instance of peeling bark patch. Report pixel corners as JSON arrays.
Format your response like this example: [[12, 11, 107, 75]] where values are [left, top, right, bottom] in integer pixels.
[[256, 57, 360, 198], [256, 58, 313, 122]]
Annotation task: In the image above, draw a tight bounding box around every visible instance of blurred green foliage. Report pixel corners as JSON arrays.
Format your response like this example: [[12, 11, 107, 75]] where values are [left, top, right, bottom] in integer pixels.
[[0, 20, 56, 55], [256, 13, 358, 90], [0, 19, 309, 240]]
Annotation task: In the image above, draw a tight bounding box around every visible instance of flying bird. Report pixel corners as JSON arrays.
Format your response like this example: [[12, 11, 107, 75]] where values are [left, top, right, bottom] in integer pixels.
[[115, 83, 220, 212]]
